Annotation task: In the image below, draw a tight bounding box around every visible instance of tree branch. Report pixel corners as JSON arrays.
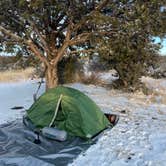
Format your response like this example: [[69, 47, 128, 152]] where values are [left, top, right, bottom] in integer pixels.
[[28, 20, 50, 55], [95, 0, 110, 11], [69, 37, 90, 46], [26, 39, 50, 67], [0, 26, 24, 42], [68, 49, 96, 55], [73, 0, 110, 31], [51, 25, 72, 65], [69, 32, 91, 46], [0, 26, 50, 66], [69, 30, 115, 46]]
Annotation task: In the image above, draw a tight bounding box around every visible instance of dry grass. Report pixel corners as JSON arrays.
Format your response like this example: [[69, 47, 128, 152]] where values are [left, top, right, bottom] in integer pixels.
[[0, 67, 35, 82]]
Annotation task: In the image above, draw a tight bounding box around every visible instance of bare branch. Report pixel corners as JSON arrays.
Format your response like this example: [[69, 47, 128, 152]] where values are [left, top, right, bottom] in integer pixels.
[[69, 30, 116, 46], [28, 20, 50, 55], [69, 32, 91, 46], [68, 49, 96, 55], [0, 26, 24, 42], [95, 0, 110, 11], [69, 37, 89, 46], [51, 25, 72, 65], [0, 25, 50, 66], [27, 39, 50, 66]]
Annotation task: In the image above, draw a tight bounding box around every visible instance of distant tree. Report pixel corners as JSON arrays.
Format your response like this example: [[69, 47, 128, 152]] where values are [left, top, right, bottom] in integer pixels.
[[0, 0, 111, 89]]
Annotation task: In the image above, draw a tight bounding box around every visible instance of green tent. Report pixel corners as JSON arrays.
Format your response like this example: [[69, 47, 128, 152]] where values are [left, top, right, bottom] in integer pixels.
[[27, 86, 110, 139]]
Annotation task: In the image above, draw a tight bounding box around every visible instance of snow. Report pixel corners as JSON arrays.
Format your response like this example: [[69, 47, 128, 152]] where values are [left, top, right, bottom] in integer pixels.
[[68, 81, 166, 166], [83, 68, 119, 84], [97, 70, 119, 84], [0, 80, 45, 124], [0, 77, 166, 166]]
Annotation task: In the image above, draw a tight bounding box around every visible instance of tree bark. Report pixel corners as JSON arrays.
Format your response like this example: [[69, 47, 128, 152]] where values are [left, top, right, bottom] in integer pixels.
[[45, 64, 58, 90]]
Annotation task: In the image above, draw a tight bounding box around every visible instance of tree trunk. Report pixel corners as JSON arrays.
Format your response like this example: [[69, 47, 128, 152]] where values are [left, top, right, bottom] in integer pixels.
[[45, 65, 58, 90]]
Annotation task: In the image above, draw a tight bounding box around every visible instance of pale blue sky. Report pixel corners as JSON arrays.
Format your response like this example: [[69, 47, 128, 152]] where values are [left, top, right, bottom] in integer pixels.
[[154, 37, 166, 55]]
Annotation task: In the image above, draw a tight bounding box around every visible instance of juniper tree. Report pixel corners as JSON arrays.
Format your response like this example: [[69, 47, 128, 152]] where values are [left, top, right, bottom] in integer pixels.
[[95, 1, 166, 89], [0, 0, 112, 89], [0, 0, 165, 90]]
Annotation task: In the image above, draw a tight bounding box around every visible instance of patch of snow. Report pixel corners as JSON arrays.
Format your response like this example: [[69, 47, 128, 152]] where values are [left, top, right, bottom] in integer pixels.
[[83, 68, 119, 84], [97, 70, 119, 84], [141, 76, 166, 95], [0, 80, 44, 124]]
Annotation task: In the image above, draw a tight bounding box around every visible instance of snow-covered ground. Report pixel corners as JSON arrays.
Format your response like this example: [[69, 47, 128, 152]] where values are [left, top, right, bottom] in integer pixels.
[[0, 77, 166, 166], [0, 80, 45, 124], [69, 82, 166, 166]]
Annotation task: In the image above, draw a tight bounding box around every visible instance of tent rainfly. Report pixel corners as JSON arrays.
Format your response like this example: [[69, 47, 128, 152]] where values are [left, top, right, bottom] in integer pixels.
[[26, 86, 110, 139]]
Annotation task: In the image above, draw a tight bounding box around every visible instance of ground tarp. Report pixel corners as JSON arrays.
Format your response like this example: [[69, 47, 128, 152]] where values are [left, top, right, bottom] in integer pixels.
[[0, 121, 94, 166]]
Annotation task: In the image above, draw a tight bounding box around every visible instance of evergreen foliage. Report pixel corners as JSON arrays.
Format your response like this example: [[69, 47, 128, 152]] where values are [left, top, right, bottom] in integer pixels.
[[0, 0, 165, 89]]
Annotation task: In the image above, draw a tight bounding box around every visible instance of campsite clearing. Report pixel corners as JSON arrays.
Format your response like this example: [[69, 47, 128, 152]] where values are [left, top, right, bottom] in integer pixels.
[[0, 78, 166, 166]]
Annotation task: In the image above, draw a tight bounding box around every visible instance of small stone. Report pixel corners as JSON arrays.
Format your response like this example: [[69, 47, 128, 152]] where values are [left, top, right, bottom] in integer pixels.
[[120, 110, 126, 114], [127, 156, 132, 160], [152, 117, 158, 120], [11, 106, 24, 110]]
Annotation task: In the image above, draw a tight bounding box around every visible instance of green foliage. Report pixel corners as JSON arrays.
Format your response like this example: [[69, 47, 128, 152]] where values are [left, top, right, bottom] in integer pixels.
[[0, 0, 166, 89], [94, 1, 166, 89]]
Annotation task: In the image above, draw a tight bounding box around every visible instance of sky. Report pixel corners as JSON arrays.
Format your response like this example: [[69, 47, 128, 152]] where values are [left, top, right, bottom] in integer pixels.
[[154, 37, 166, 56]]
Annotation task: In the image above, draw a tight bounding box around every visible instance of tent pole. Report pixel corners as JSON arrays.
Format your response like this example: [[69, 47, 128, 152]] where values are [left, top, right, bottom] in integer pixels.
[[49, 94, 63, 127]]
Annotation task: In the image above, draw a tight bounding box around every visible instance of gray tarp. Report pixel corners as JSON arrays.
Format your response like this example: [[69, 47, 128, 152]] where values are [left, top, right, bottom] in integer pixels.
[[0, 121, 95, 166]]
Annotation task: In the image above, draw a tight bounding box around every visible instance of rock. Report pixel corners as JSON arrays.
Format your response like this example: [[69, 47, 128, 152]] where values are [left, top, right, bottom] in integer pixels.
[[120, 110, 126, 114], [11, 106, 24, 110]]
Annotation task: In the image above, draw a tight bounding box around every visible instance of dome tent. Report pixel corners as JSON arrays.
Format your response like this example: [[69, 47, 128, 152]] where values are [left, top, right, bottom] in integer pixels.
[[26, 86, 110, 139]]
